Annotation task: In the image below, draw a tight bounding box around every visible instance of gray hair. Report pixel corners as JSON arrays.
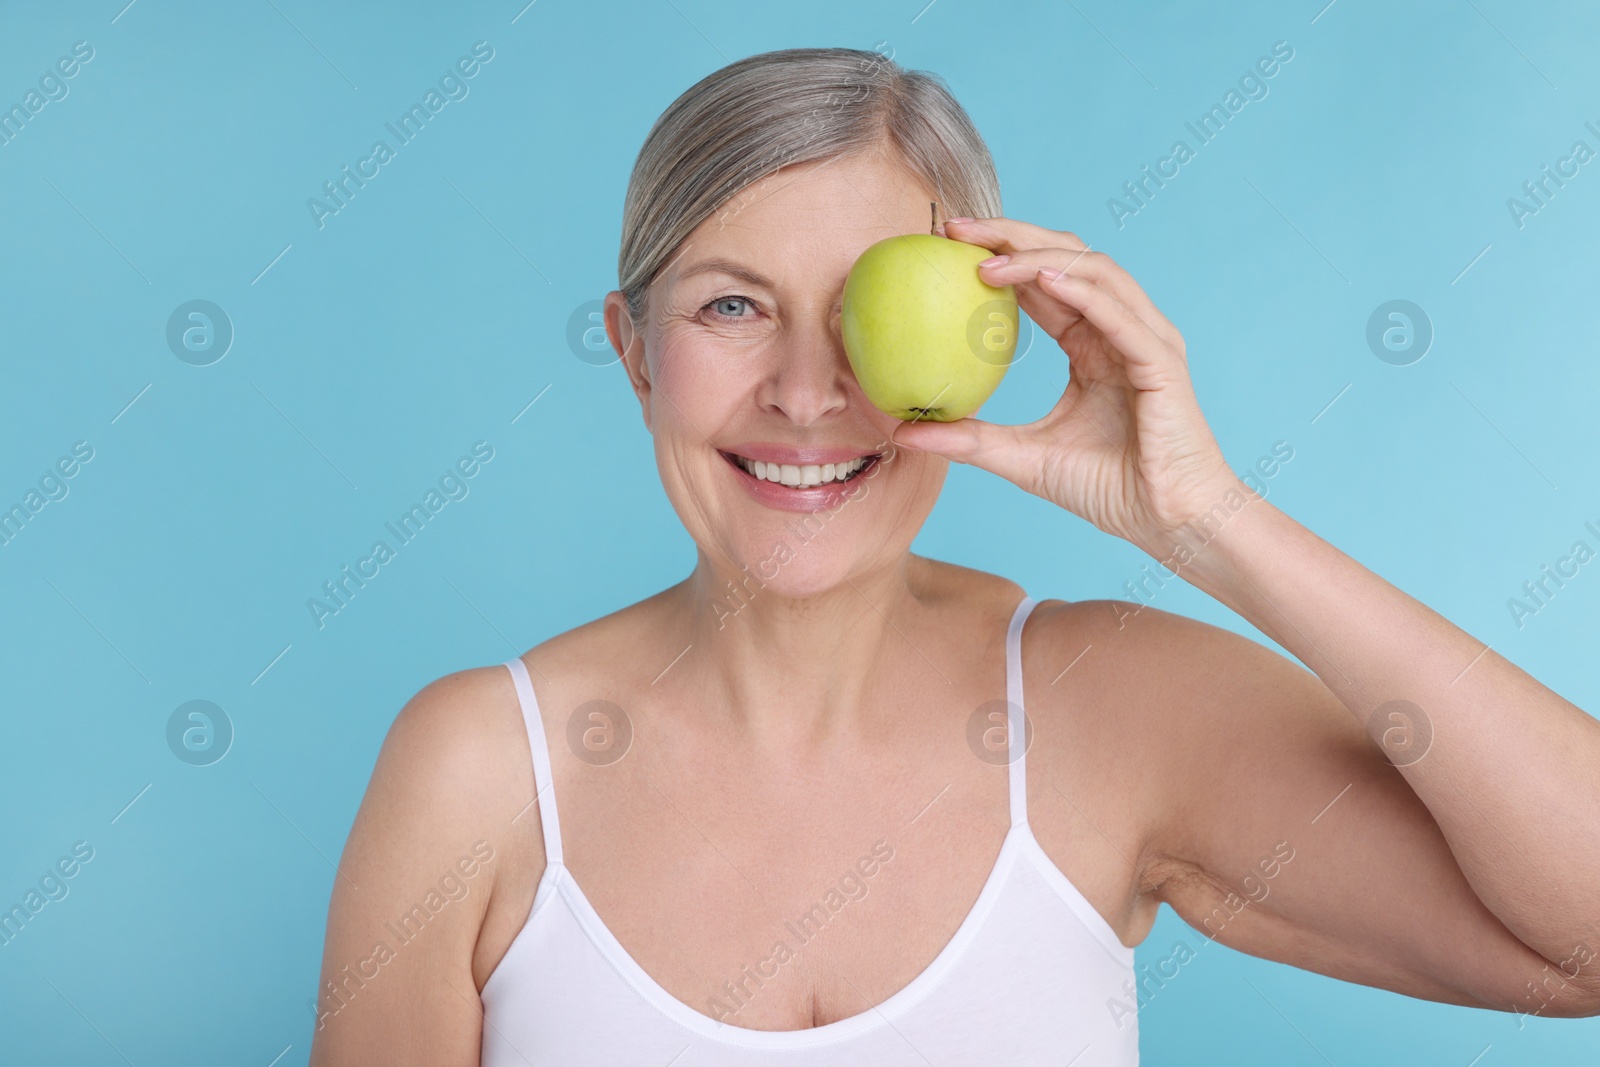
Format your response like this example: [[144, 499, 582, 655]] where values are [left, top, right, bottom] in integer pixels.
[[617, 46, 1003, 328]]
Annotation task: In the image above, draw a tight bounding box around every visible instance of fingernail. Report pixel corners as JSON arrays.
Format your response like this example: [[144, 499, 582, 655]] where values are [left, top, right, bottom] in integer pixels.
[[979, 254, 1009, 267], [946, 216, 974, 224], [1039, 267, 1062, 281]]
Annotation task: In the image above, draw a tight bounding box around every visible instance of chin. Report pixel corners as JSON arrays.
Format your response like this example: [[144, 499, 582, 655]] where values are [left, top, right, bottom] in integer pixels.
[[714, 528, 873, 604]]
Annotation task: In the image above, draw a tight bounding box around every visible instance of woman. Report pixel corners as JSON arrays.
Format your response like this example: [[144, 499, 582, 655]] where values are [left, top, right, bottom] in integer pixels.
[[309, 47, 1600, 1065]]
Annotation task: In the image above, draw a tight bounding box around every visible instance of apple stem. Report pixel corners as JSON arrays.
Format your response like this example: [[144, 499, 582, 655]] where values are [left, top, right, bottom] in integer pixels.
[[930, 201, 937, 234]]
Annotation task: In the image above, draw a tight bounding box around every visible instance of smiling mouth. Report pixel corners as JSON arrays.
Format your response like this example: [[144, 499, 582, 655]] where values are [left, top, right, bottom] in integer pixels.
[[719, 450, 881, 489]]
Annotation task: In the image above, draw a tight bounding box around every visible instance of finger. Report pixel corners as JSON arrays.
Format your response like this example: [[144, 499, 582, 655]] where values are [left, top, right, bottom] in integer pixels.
[[950, 218, 1186, 361], [975, 250, 1128, 348], [978, 256, 1091, 343], [1033, 268, 1182, 390], [945, 216, 1088, 257], [889, 412, 1032, 482], [978, 248, 1184, 356]]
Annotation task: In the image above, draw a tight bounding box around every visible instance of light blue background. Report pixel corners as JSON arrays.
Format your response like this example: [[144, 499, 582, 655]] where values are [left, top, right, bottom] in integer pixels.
[[2, 0, 1597, 1063]]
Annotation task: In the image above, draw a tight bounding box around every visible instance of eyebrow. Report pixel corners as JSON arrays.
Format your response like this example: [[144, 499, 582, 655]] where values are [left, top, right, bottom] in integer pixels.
[[676, 258, 777, 290]]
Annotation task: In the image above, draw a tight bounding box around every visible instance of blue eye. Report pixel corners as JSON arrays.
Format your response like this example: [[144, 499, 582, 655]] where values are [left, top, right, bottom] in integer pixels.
[[704, 295, 754, 320]]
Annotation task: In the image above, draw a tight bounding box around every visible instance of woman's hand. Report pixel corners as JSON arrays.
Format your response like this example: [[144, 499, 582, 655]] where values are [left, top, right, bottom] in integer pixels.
[[889, 216, 1241, 557]]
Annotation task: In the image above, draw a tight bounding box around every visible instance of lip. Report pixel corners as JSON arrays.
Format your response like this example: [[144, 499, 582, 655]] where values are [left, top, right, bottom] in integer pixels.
[[717, 448, 882, 513], [720, 442, 884, 466]]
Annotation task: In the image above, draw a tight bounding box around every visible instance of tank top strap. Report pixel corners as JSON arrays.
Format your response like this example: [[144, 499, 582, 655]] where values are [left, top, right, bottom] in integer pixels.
[[1006, 593, 1038, 828], [504, 656, 564, 866]]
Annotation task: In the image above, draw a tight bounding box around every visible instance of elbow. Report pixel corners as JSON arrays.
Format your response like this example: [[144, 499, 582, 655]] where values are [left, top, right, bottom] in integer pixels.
[[1565, 947, 1600, 1017], [1530, 972, 1600, 1019], [1488, 947, 1600, 1020]]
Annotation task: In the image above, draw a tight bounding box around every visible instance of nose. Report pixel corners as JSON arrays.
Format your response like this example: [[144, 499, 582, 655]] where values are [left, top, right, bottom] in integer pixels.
[[756, 315, 852, 427]]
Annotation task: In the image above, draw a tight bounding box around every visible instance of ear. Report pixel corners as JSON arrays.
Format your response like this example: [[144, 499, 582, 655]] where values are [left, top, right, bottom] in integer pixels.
[[605, 290, 651, 431]]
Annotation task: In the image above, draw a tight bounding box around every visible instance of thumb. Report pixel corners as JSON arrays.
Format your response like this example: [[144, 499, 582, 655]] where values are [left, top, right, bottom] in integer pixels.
[[890, 415, 1015, 472]]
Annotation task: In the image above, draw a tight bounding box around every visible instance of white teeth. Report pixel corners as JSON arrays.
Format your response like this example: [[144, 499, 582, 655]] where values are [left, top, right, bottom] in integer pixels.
[[736, 454, 870, 488]]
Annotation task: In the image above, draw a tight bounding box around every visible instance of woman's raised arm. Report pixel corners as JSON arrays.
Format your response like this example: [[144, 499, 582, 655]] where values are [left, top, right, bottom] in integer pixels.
[[893, 214, 1600, 1015]]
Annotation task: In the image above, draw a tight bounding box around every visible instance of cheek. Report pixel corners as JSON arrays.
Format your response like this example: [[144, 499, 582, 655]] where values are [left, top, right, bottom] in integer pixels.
[[651, 333, 757, 424]]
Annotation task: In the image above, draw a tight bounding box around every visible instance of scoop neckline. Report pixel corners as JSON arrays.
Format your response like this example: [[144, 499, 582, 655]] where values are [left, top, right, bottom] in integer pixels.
[[539, 823, 1031, 1048], [478, 590, 1138, 1043]]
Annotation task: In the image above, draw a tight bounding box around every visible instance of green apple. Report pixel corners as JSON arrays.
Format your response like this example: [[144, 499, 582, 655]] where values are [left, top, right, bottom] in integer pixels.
[[841, 231, 1018, 421]]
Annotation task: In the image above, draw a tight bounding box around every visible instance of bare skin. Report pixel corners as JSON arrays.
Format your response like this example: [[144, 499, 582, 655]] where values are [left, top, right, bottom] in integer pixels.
[[309, 149, 1600, 1065]]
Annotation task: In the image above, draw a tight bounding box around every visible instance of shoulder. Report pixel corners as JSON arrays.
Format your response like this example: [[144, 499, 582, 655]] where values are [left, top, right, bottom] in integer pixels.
[[382, 663, 527, 790], [1019, 595, 1321, 770], [1022, 595, 1302, 699], [352, 662, 538, 871], [377, 606, 641, 796], [1017, 597, 1320, 875]]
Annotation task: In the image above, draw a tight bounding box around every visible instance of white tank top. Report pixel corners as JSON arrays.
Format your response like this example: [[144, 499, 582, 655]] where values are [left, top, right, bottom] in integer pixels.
[[481, 594, 1140, 1065]]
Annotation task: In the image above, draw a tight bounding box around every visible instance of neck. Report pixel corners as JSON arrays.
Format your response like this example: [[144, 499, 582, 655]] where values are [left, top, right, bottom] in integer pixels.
[[661, 550, 932, 749]]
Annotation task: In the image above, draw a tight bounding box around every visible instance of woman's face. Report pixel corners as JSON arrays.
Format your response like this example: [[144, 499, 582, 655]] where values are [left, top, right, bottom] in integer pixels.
[[606, 150, 951, 599]]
